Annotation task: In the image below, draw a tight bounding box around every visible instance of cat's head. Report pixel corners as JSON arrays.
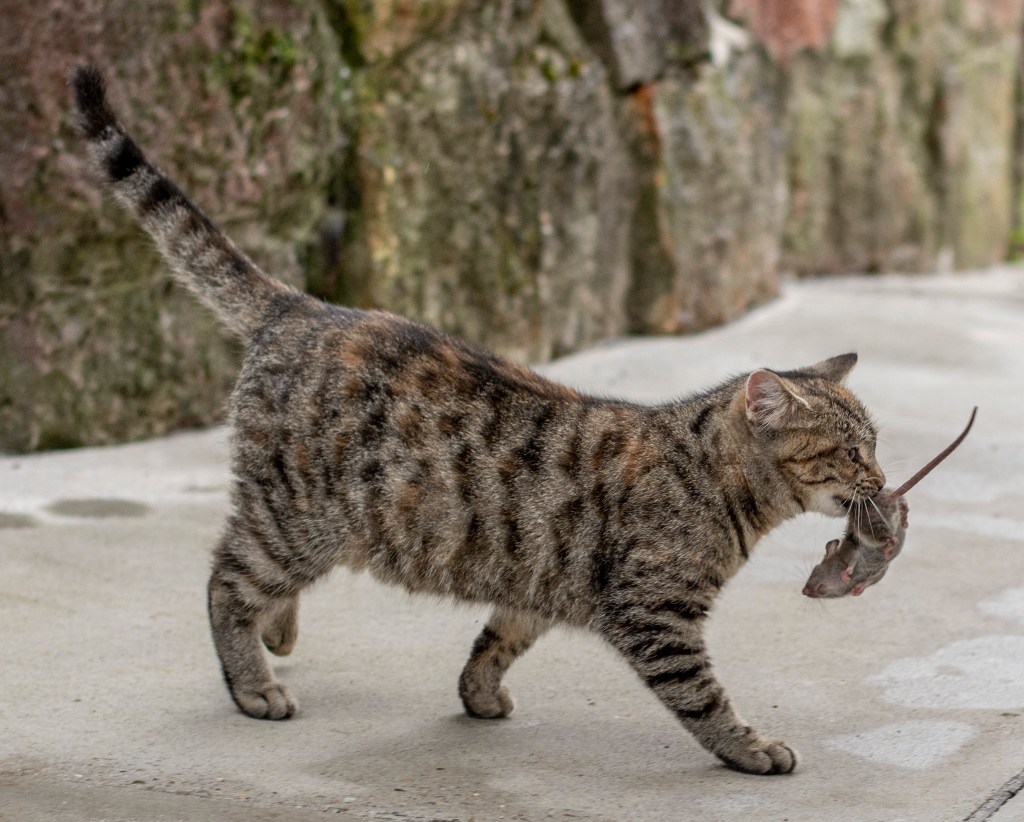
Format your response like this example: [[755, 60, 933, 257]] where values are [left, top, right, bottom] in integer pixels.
[[743, 353, 885, 517]]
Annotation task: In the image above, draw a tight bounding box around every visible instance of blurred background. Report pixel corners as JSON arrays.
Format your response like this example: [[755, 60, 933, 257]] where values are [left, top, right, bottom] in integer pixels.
[[2, 0, 1022, 453]]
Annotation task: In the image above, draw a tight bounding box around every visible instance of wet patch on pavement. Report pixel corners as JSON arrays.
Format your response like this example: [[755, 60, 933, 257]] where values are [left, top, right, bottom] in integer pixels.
[[45, 498, 150, 519], [0, 512, 39, 528]]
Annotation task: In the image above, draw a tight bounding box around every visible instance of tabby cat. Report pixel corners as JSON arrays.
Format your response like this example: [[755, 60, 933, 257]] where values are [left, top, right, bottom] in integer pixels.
[[71, 65, 885, 775]]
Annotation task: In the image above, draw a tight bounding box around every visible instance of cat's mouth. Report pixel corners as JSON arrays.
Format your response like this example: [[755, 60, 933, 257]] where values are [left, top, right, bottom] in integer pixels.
[[834, 496, 855, 512]]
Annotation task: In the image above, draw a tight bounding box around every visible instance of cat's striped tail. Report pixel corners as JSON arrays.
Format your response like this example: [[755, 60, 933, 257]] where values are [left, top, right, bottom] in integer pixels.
[[69, 64, 297, 338]]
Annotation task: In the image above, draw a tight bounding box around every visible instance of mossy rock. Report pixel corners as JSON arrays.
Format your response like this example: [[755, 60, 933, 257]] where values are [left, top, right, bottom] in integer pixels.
[[0, 0, 349, 452]]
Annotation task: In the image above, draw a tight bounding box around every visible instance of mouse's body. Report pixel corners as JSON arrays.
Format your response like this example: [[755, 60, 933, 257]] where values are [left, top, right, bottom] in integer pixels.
[[802, 408, 976, 599]]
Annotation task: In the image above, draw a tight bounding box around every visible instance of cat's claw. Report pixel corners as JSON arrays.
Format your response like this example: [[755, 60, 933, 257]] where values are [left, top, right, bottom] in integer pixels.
[[234, 682, 298, 720], [461, 685, 515, 719], [718, 738, 799, 775]]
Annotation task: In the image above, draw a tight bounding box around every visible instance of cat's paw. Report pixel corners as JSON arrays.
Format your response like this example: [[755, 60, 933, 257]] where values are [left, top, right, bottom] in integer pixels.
[[718, 737, 798, 775], [234, 682, 298, 720], [461, 685, 515, 719]]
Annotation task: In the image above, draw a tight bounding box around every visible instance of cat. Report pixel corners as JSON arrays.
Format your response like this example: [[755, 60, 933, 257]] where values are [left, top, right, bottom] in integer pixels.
[[70, 64, 886, 775]]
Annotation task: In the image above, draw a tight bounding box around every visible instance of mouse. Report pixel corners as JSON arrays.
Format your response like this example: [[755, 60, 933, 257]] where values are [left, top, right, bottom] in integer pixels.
[[801, 498, 909, 598], [802, 406, 977, 599]]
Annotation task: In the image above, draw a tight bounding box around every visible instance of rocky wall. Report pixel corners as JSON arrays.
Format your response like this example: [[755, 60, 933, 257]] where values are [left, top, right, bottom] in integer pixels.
[[0, 0, 348, 451], [2, 0, 1022, 452], [326, 0, 788, 349], [779, 0, 1024, 274]]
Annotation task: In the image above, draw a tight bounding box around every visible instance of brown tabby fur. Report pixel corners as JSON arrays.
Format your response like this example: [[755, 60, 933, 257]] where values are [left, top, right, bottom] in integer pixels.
[[70, 65, 886, 775]]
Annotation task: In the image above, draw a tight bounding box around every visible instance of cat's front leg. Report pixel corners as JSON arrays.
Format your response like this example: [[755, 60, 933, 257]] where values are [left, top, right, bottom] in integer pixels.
[[459, 607, 551, 719], [595, 599, 797, 775]]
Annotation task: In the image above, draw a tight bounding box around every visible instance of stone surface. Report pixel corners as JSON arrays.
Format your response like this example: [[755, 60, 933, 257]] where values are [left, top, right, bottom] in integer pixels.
[[0, 0, 348, 452], [3, 0, 1024, 451], [780, 0, 1024, 275], [565, 0, 708, 90], [626, 50, 787, 334], [333, 0, 634, 363], [729, 0, 840, 65]]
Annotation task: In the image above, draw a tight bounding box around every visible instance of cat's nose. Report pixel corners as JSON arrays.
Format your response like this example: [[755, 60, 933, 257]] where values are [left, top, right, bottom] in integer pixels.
[[872, 468, 886, 490]]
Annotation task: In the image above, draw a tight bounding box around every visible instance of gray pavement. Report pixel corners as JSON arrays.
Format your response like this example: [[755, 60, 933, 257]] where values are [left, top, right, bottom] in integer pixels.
[[2, 268, 1024, 821]]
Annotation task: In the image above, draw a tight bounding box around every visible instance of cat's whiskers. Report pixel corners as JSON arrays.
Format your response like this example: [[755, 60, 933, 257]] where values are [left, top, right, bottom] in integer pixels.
[[865, 496, 886, 538]]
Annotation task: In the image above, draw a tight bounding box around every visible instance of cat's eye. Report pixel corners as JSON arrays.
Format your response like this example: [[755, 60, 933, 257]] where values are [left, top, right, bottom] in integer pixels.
[[847, 447, 861, 463]]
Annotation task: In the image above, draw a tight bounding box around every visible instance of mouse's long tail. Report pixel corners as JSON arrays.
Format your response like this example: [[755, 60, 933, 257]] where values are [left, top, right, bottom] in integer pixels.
[[892, 406, 977, 497], [69, 64, 297, 338]]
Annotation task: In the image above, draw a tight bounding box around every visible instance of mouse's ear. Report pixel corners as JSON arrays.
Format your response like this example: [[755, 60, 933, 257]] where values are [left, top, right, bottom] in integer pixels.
[[744, 369, 810, 430], [824, 539, 841, 557]]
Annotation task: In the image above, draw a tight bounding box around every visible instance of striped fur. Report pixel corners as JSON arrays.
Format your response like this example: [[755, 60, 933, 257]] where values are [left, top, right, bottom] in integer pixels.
[[71, 65, 885, 775]]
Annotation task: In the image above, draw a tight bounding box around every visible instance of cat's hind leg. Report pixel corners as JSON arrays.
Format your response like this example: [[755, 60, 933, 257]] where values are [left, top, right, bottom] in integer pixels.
[[459, 607, 550, 719], [261, 596, 299, 656], [596, 597, 797, 775], [208, 527, 303, 720]]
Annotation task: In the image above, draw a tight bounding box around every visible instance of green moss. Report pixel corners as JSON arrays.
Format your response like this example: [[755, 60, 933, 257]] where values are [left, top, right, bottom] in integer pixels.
[[0, 247, 33, 306], [321, 0, 369, 68], [214, 8, 301, 106], [36, 429, 85, 452], [540, 59, 558, 83], [1008, 225, 1024, 260], [177, 0, 202, 25], [33, 372, 86, 452]]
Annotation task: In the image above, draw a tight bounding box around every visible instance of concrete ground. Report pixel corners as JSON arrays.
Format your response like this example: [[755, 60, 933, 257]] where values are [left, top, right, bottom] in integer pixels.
[[2, 268, 1024, 822]]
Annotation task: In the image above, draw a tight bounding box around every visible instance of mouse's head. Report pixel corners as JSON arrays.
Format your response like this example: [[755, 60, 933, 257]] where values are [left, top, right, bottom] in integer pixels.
[[802, 538, 857, 598]]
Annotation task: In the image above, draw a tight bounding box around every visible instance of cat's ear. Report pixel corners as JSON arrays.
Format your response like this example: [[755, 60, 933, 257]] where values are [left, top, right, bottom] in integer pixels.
[[745, 369, 810, 429], [803, 353, 858, 383]]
